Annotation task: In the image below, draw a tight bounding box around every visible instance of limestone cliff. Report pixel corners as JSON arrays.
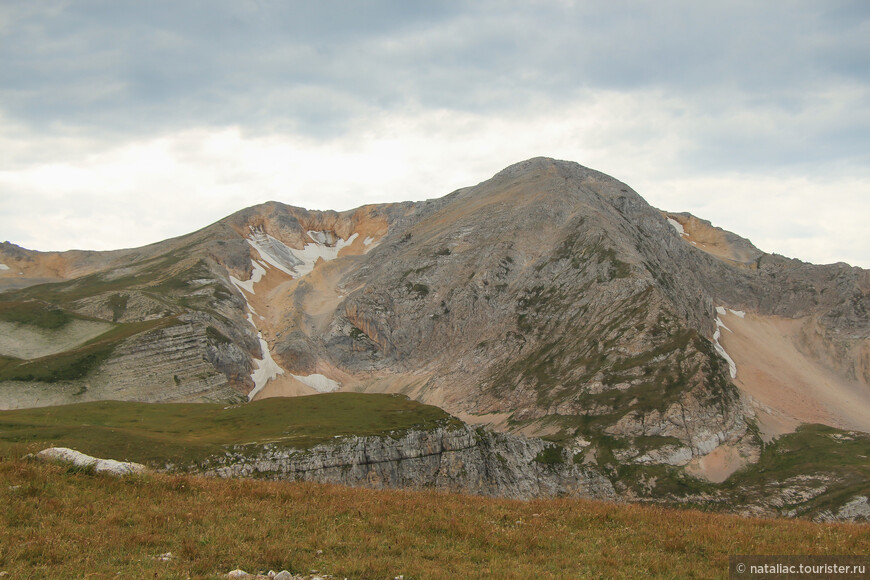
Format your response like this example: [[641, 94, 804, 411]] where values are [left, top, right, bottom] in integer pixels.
[[197, 424, 616, 501]]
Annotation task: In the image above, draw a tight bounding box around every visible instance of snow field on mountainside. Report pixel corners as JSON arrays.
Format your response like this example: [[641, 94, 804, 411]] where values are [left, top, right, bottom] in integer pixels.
[[230, 229, 357, 398], [290, 373, 341, 393], [713, 307, 738, 379], [667, 217, 686, 236], [246, 227, 358, 279]]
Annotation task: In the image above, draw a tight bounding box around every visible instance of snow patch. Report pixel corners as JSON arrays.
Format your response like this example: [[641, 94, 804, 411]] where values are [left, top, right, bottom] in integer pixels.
[[362, 235, 381, 253], [0, 263, 9, 271], [227, 227, 362, 399], [245, 227, 359, 279], [728, 309, 746, 318], [285, 231, 358, 278], [246, 228, 302, 276], [239, 293, 284, 401], [229, 260, 266, 295], [713, 307, 737, 379], [227, 258, 286, 400], [248, 329, 285, 400], [667, 217, 686, 237], [291, 373, 341, 393], [238, 290, 284, 400]]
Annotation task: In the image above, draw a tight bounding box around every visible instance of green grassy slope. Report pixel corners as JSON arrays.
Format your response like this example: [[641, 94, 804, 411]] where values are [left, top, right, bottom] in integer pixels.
[[0, 393, 455, 467], [722, 425, 870, 516], [0, 300, 78, 329]]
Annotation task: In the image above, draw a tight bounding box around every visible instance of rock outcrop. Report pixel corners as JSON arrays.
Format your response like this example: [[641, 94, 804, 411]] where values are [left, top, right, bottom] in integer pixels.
[[199, 424, 615, 501], [814, 496, 870, 523]]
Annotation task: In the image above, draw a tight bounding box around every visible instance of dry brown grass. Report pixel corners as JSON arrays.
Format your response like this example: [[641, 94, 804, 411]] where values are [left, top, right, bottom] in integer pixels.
[[1, 452, 868, 579]]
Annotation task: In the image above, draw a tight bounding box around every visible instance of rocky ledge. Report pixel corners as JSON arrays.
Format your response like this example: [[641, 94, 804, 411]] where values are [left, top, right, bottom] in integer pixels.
[[198, 424, 615, 501]]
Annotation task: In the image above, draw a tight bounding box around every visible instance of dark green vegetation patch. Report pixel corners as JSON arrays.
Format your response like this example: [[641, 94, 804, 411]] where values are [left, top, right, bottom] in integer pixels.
[[0, 300, 74, 330], [107, 293, 129, 322], [534, 444, 565, 465], [0, 393, 457, 468]]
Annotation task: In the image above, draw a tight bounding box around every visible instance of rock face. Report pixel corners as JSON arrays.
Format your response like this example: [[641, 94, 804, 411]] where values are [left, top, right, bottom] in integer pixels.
[[198, 424, 615, 501], [814, 496, 870, 523], [2, 317, 248, 409]]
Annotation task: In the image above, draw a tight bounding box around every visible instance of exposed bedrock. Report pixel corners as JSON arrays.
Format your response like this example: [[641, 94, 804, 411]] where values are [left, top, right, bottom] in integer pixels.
[[199, 425, 616, 501]]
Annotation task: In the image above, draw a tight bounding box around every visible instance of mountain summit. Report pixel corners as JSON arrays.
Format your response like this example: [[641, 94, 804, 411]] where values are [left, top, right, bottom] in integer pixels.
[[2, 158, 868, 488]]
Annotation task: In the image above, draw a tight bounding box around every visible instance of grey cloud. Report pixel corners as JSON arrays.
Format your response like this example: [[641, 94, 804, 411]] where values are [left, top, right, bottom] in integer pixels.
[[675, 87, 870, 174], [0, 1, 456, 132], [1, 0, 869, 175]]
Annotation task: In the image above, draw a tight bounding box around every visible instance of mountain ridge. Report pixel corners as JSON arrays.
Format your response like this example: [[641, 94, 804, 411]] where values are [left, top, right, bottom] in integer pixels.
[[1, 157, 868, 509]]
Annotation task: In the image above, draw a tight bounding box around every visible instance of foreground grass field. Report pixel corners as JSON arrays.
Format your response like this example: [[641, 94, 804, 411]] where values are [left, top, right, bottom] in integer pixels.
[[2, 452, 868, 579]]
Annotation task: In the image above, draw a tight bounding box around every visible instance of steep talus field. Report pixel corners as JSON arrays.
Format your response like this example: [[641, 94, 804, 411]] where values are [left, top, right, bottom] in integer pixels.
[[1, 157, 868, 520]]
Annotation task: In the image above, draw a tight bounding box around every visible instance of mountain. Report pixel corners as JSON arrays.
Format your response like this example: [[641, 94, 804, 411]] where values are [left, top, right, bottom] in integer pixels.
[[1, 157, 868, 516]]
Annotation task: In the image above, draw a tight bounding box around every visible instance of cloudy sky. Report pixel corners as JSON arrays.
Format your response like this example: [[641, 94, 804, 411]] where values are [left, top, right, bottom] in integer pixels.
[[1, 1, 868, 267]]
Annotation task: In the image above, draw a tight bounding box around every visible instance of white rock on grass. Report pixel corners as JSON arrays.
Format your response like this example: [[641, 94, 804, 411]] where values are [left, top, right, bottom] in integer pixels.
[[36, 447, 146, 476], [228, 570, 311, 579], [227, 571, 298, 580]]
